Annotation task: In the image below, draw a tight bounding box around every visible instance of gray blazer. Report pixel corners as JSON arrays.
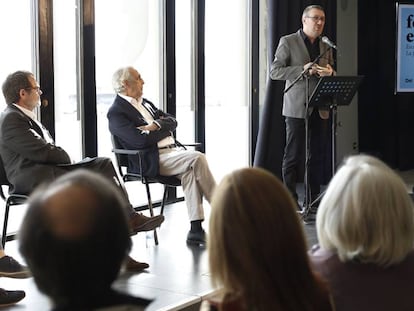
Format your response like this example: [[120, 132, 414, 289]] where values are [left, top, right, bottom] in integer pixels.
[[270, 30, 334, 118], [0, 105, 71, 194]]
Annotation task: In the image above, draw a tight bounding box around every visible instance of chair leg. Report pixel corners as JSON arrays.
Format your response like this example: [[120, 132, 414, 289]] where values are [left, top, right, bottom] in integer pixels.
[[160, 185, 169, 216], [144, 182, 158, 245], [2, 201, 10, 249]]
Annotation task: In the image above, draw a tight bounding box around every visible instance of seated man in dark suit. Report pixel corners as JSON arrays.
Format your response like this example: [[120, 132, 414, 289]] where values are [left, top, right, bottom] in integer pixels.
[[1, 70, 163, 271], [108, 67, 217, 245], [20, 170, 152, 311]]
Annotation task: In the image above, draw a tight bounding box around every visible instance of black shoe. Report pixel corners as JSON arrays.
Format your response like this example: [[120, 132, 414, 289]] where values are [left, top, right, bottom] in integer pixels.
[[0, 288, 25, 307], [0, 256, 31, 278], [186, 230, 206, 245]]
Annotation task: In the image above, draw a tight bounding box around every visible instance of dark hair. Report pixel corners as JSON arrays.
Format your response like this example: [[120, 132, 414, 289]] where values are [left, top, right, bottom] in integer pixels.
[[2, 71, 33, 104], [19, 169, 132, 306], [303, 4, 325, 16]]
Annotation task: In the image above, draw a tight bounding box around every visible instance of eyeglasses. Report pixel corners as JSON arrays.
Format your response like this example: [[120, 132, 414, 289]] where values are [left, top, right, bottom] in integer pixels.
[[25, 86, 42, 94], [306, 16, 325, 22]]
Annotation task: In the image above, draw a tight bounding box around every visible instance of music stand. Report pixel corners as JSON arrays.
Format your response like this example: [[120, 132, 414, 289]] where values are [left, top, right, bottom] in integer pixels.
[[302, 75, 363, 220]]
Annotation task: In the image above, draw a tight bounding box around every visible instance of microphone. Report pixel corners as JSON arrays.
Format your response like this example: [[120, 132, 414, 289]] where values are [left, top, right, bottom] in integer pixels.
[[321, 36, 337, 49]]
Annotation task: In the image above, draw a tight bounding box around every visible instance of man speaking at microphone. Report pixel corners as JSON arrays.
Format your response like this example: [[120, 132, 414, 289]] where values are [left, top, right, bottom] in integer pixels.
[[270, 4, 335, 211]]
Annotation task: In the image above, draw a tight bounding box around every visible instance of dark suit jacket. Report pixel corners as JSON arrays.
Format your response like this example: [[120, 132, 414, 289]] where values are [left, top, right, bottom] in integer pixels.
[[107, 95, 177, 177], [0, 105, 71, 194]]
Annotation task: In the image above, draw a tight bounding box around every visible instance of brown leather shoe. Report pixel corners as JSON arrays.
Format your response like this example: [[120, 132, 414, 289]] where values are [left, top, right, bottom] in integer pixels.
[[124, 256, 149, 272], [129, 212, 164, 233]]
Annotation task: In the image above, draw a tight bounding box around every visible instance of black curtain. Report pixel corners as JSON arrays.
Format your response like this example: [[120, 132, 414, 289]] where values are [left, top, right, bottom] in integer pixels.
[[358, 0, 414, 170], [254, 0, 336, 180]]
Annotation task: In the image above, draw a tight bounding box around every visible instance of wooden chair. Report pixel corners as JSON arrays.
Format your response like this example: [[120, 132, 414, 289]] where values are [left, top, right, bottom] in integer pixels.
[[111, 134, 182, 245], [0, 157, 28, 248]]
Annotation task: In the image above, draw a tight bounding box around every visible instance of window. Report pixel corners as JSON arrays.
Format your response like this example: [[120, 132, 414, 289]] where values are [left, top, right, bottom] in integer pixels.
[[95, 0, 164, 206], [0, 0, 34, 110], [53, 0, 81, 160], [205, 0, 250, 181]]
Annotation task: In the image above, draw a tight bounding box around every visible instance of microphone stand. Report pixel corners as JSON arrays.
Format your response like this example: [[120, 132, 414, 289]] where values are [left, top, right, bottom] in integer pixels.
[[284, 46, 332, 222]]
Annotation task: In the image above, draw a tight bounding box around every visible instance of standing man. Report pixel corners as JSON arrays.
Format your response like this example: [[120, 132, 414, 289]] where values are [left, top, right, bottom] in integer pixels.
[[0, 70, 164, 271], [270, 5, 335, 209], [108, 67, 217, 245]]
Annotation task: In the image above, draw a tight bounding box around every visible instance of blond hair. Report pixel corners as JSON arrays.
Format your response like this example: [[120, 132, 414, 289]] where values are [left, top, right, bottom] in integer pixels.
[[317, 154, 414, 267]]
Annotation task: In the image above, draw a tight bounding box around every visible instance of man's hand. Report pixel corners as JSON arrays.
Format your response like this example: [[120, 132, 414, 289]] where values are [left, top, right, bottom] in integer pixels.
[[137, 122, 159, 132], [304, 62, 318, 76], [304, 63, 333, 77], [315, 64, 333, 77]]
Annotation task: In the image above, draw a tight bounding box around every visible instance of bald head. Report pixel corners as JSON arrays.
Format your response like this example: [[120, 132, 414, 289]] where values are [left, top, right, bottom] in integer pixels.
[[19, 170, 132, 301], [42, 183, 99, 240]]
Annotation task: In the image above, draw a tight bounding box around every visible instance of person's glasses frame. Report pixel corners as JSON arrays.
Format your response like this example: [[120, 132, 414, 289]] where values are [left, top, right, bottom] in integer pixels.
[[25, 86, 42, 93], [305, 15, 325, 22]]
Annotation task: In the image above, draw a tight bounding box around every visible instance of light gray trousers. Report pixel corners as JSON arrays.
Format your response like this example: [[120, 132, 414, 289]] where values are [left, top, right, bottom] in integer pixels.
[[159, 149, 216, 221]]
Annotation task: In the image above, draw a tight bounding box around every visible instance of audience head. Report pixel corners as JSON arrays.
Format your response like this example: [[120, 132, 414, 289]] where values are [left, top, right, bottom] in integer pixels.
[[209, 167, 327, 310], [317, 154, 414, 267], [112, 66, 144, 100], [19, 170, 132, 305], [2, 70, 38, 105]]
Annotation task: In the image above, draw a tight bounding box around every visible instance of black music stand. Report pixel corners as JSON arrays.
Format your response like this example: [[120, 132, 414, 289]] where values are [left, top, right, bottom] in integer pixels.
[[302, 75, 363, 220]]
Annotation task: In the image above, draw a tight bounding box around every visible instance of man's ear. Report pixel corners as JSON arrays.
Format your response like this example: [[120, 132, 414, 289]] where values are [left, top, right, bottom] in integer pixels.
[[19, 89, 26, 98]]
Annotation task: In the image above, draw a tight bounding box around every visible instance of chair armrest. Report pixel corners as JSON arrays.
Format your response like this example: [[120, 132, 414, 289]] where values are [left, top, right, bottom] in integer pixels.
[[180, 143, 202, 147], [111, 148, 146, 182], [112, 148, 143, 156], [175, 141, 203, 151]]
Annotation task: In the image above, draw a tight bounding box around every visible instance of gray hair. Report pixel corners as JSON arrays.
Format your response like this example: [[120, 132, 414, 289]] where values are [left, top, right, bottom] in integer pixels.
[[112, 66, 134, 94], [316, 154, 414, 267]]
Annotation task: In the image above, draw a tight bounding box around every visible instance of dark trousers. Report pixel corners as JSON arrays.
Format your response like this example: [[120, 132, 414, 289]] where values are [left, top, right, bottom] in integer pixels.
[[282, 110, 329, 203], [57, 157, 133, 213]]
